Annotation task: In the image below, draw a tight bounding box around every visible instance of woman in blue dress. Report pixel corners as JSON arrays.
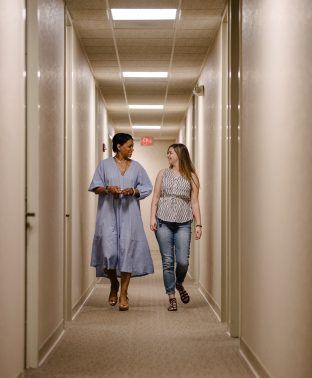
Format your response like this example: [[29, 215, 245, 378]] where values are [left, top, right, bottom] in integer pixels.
[[89, 133, 154, 311]]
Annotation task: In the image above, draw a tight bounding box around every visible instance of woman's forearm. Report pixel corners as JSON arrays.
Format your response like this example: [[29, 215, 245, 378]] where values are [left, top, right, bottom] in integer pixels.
[[150, 197, 159, 220], [94, 186, 107, 195], [192, 201, 201, 225]]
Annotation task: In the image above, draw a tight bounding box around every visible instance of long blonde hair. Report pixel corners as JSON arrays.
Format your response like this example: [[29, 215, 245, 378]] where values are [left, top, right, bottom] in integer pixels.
[[168, 143, 199, 187]]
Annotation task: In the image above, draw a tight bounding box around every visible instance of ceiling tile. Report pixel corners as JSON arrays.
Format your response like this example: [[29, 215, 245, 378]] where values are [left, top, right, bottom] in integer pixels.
[[69, 10, 107, 21], [115, 29, 174, 38], [65, 0, 226, 139], [82, 38, 115, 47], [126, 86, 167, 96], [85, 46, 115, 54], [118, 52, 171, 60], [116, 38, 173, 47], [130, 113, 164, 124], [74, 19, 111, 30], [175, 38, 211, 47], [66, 0, 107, 10], [77, 29, 113, 39], [177, 11, 222, 29], [113, 20, 175, 29], [121, 62, 170, 70], [88, 53, 118, 61], [181, 0, 226, 10], [126, 94, 165, 103], [176, 29, 215, 38]]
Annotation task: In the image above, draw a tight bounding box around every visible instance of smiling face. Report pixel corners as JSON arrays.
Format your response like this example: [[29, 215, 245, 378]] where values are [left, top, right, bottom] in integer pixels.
[[167, 147, 179, 166], [118, 139, 134, 159]]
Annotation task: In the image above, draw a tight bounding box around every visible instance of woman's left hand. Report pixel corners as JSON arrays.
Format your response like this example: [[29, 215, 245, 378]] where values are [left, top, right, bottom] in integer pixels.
[[195, 226, 202, 240], [122, 187, 135, 196]]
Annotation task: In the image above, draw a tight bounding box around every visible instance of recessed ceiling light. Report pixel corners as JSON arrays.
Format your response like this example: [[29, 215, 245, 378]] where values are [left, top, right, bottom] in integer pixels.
[[111, 9, 177, 21], [132, 125, 161, 129], [128, 105, 164, 110], [123, 72, 168, 78]]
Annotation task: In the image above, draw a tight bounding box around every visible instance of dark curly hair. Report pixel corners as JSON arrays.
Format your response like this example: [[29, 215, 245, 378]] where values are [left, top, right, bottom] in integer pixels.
[[112, 133, 133, 153]]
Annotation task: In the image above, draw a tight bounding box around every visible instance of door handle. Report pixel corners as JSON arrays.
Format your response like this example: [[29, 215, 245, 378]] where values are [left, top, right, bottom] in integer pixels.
[[26, 212, 36, 217]]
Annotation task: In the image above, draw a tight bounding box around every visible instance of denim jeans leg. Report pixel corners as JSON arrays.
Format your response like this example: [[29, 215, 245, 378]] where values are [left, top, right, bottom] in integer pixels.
[[174, 222, 191, 285], [155, 220, 176, 294]]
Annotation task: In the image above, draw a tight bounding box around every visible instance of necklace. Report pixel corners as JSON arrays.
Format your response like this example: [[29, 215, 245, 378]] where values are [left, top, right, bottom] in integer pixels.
[[114, 156, 131, 168], [114, 156, 126, 163]]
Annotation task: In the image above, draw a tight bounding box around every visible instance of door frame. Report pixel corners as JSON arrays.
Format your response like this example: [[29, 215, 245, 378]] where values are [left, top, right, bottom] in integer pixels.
[[226, 0, 241, 337], [64, 11, 73, 322], [25, 0, 40, 367], [221, 8, 230, 324]]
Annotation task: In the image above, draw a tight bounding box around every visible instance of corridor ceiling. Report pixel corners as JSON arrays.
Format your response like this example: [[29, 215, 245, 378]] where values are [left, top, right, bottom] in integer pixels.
[[65, 0, 226, 139]]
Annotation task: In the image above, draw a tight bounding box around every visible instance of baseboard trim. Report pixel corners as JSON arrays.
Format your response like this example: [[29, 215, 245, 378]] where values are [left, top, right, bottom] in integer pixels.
[[36, 282, 95, 367], [198, 282, 222, 322], [39, 320, 65, 366], [239, 338, 271, 378], [72, 281, 95, 321]]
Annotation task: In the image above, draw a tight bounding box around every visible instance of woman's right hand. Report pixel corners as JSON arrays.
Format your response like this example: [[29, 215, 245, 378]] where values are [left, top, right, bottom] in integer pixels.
[[107, 186, 122, 195], [150, 217, 157, 231]]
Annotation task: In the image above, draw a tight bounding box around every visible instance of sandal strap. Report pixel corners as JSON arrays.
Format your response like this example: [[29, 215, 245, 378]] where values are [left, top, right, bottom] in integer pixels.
[[176, 284, 190, 304], [168, 298, 177, 311]]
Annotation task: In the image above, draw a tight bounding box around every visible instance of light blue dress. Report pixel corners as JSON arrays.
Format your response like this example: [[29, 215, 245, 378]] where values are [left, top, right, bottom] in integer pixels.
[[88, 157, 154, 277]]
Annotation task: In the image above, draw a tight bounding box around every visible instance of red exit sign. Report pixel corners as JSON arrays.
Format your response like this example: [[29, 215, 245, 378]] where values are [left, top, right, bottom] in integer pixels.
[[140, 137, 153, 146]]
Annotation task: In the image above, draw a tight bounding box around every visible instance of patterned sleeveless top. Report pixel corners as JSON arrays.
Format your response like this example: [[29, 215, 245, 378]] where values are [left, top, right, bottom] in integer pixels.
[[156, 168, 193, 223]]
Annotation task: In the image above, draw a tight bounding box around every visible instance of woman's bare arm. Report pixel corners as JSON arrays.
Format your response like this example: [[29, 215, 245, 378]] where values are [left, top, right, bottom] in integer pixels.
[[191, 174, 202, 240], [150, 170, 165, 231]]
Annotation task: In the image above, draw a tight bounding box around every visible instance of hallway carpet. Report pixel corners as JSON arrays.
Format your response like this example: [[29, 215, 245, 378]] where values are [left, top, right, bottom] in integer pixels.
[[26, 253, 252, 378]]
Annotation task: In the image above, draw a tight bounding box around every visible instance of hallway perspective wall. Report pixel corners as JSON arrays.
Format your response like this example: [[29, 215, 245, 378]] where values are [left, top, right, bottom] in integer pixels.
[[184, 102, 196, 280], [71, 31, 97, 310], [37, 0, 65, 352], [197, 26, 223, 315], [240, 1, 312, 377], [185, 103, 193, 158], [0, 1, 25, 376], [133, 139, 175, 251], [96, 88, 109, 162]]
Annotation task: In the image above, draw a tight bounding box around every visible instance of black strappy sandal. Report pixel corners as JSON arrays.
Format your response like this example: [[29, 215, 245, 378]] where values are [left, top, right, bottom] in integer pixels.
[[176, 283, 190, 304], [168, 298, 177, 311]]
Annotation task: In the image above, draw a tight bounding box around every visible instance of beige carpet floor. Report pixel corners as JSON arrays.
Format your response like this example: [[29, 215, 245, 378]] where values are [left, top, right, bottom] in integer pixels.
[[26, 253, 252, 378]]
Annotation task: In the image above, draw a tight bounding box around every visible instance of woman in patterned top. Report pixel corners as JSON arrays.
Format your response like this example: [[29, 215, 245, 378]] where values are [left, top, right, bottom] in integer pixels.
[[150, 143, 202, 311]]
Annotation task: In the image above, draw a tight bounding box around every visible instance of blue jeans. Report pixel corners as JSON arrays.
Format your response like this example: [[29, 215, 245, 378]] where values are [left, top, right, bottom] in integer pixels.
[[155, 218, 192, 295]]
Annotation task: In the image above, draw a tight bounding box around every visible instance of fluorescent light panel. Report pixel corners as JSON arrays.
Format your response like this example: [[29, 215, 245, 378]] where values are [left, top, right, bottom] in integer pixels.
[[132, 125, 161, 130], [123, 71, 168, 78], [111, 9, 177, 20], [129, 104, 163, 110]]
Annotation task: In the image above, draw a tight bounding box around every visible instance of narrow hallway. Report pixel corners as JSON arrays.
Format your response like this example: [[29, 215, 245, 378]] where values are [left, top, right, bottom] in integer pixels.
[[2, 1, 312, 377], [25, 253, 251, 378]]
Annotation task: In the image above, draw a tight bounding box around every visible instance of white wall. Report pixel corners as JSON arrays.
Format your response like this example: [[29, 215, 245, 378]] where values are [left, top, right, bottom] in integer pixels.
[[178, 123, 186, 143], [240, 1, 312, 376], [0, 1, 25, 376], [133, 139, 175, 251], [196, 25, 223, 314], [37, 0, 65, 351], [71, 31, 97, 309], [185, 103, 193, 157], [96, 87, 110, 161]]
